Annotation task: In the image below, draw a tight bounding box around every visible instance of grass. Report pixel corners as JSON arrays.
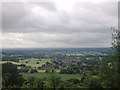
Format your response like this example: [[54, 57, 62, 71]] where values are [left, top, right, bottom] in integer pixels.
[[21, 72, 81, 81], [1, 58, 51, 68], [38, 70, 45, 72], [0, 61, 19, 65], [59, 74, 81, 80], [19, 58, 51, 67]]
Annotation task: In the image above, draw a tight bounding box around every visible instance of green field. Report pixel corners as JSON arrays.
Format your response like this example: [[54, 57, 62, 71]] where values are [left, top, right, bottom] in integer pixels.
[[1, 58, 51, 68], [19, 58, 51, 67], [21, 72, 82, 81], [0, 61, 19, 65]]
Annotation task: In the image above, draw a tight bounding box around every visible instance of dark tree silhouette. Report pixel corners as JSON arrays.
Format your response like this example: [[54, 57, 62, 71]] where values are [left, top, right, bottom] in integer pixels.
[[2, 63, 24, 88]]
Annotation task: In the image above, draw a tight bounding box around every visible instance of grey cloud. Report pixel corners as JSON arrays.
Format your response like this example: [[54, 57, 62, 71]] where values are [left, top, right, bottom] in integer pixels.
[[2, 31, 112, 48], [2, 2, 115, 31], [31, 2, 57, 12], [0, 2, 2, 29], [2, 2, 29, 29], [2, 2, 117, 33], [18, 32, 111, 47], [1, 1, 117, 48], [54, 33, 111, 45]]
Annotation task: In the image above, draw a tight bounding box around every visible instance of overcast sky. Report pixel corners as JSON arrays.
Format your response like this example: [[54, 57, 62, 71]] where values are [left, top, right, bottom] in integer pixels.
[[1, 1, 118, 48]]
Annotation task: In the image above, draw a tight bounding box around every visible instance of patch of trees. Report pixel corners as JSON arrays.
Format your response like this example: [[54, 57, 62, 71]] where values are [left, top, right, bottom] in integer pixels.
[[60, 67, 79, 74], [2, 63, 24, 88], [83, 27, 120, 89]]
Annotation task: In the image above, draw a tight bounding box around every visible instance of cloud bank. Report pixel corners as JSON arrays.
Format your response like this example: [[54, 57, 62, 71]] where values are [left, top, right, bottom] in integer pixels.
[[2, 1, 118, 48]]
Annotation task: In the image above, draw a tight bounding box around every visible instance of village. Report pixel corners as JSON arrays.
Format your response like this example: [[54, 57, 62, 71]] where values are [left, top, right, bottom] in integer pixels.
[[15, 51, 107, 75]]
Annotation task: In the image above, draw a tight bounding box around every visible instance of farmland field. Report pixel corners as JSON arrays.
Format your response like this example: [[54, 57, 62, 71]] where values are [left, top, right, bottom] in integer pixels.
[[21, 72, 82, 81], [19, 58, 51, 67], [0, 58, 51, 68], [0, 61, 19, 65]]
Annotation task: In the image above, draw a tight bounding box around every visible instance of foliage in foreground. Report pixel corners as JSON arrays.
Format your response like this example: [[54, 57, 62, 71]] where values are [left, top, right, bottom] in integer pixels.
[[2, 63, 24, 88]]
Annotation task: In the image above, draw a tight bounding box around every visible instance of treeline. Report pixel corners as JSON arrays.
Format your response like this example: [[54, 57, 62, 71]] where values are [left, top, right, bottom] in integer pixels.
[[2, 47, 111, 61]]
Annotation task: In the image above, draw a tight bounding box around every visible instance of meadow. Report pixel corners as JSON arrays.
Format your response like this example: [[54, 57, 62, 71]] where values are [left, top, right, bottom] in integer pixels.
[[1, 58, 51, 68], [21, 72, 82, 81], [19, 58, 51, 67]]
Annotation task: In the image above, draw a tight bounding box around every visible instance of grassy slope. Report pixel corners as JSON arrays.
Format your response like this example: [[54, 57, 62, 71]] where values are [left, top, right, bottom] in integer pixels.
[[19, 58, 51, 67], [1, 58, 51, 68], [0, 61, 19, 65]]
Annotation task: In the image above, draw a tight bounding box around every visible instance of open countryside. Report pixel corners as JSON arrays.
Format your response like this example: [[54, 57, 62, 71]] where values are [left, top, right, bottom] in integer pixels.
[[1, 1, 119, 89]]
